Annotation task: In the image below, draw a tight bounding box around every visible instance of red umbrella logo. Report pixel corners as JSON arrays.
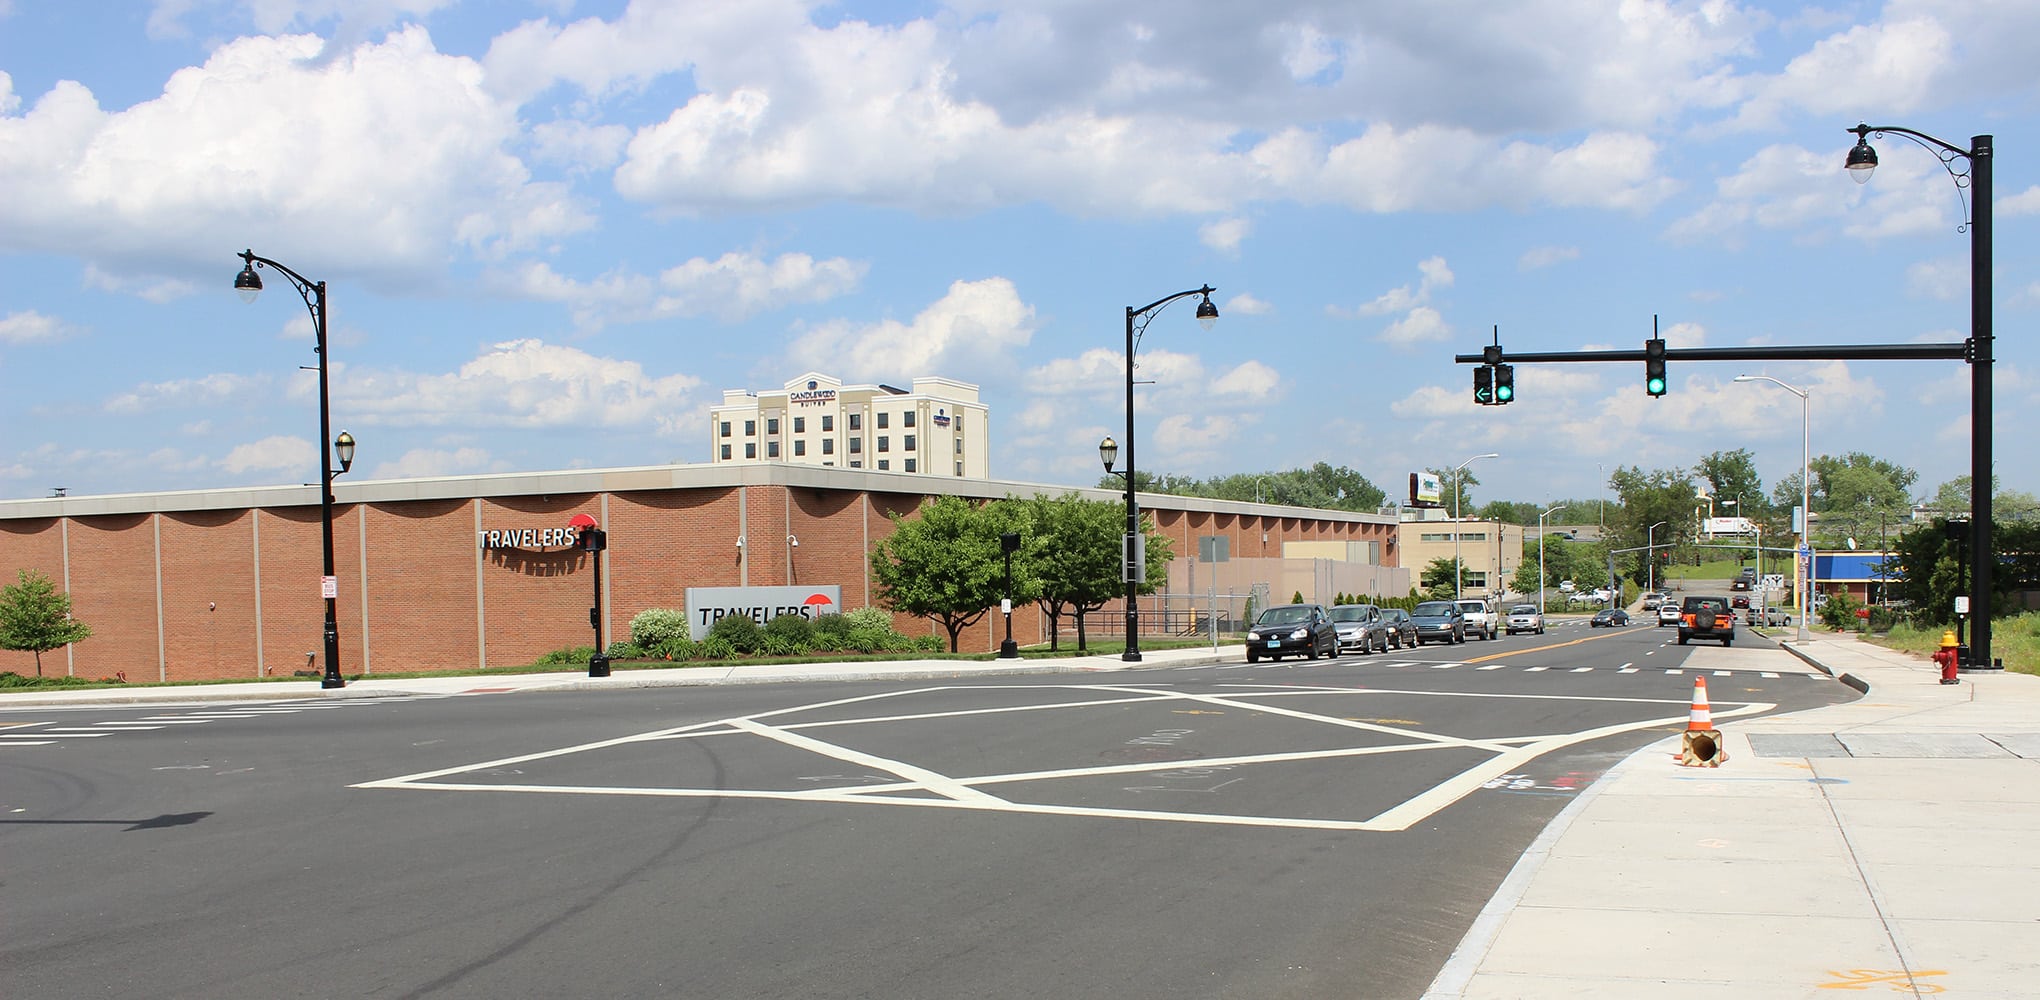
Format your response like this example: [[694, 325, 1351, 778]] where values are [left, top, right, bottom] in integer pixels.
[[804, 593, 835, 612]]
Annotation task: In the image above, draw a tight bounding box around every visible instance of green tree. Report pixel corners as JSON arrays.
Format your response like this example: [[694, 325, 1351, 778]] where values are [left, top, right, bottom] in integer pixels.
[[1609, 465, 1698, 586], [1428, 465, 1483, 517], [872, 495, 1018, 652], [1694, 449, 1767, 516], [0, 569, 93, 677], [1928, 475, 2040, 524], [1020, 492, 1117, 652], [1420, 557, 1461, 600]]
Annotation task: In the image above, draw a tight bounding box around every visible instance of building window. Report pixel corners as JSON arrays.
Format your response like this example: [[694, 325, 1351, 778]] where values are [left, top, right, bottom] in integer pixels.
[[878, 436, 889, 453], [720, 421, 730, 438], [767, 441, 780, 458], [793, 417, 805, 433], [720, 444, 731, 460], [745, 442, 757, 458], [904, 459, 917, 473], [954, 438, 962, 454], [794, 440, 806, 456], [903, 411, 916, 428], [849, 413, 861, 431], [954, 412, 963, 430], [955, 461, 963, 476], [766, 418, 779, 435], [877, 412, 889, 429], [904, 434, 916, 452], [744, 420, 755, 436], [851, 460, 863, 468], [878, 460, 889, 471], [822, 415, 834, 432], [822, 439, 834, 455], [849, 437, 862, 454]]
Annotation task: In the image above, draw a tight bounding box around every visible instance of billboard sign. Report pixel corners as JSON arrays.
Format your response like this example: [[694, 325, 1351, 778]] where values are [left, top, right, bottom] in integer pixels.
[[1412, 471, 1443, 506], [1705, 516, 1757, 537], [684, 586, 843, 639]]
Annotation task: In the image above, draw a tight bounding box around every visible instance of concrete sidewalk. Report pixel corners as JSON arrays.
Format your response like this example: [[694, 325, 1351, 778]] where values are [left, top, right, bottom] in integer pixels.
[[1424, 632, 2040, 999]]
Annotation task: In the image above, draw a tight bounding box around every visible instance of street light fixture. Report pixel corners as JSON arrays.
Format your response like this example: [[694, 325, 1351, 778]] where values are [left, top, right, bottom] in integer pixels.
[[1845, 122, 1996, 670], [1108, 285, 1217, 662], [1538, 504, 1567, 616], [234, 250, 355, 689], [1453, 453, 1499, 599], [1734, 374, 1810, 643]]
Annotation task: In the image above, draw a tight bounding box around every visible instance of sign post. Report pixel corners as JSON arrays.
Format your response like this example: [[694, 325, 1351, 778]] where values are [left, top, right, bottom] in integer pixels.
[[1199, 535, 1230, 650]]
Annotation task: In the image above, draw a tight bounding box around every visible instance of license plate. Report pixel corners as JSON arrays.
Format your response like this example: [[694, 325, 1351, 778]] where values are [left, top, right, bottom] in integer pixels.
[[1266, 640, 1281, 649]]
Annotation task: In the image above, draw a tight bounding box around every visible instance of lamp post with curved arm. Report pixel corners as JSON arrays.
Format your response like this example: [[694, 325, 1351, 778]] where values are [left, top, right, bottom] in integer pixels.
[[1734, 374, 1810, 643], [1538, 504, 1568, 615], [1845, 122, 1995, 669], [233, 250, 356, 689], [1106, 285, 1217, 662], [1646, 520, 1669, 596]]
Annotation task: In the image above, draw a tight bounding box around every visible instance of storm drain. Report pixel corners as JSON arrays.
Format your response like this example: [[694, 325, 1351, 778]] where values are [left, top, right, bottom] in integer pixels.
[[1748, 733, 2038, 759]]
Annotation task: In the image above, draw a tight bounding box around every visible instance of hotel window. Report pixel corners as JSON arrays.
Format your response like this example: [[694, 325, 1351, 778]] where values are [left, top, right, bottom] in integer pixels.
[[794, 440, 806, 456], [954, 438, 962, 454], [955, 461, 963, 476], [851, 460, 863, 468], [793, 417, 805, 433], [954, 412, 963, 430], [878, 436, 889, 453], [849, 413, 861, 431], [720, 444, 731, 460], [903, 411, 916, 428], [720, 421, 730, 438], [766, 418, 779, 435], [877, 412, 889, 429], [745, 443, 757, 458], [821, 415, 834, 432], [878, 460, 890, 470], [744, 420, 755, 436], [904, 434, 916, 452], [849, 437, 862, 454], [822, 439, 834, 455], [904, 459, 917, 472], [767, 442, 780, 458]]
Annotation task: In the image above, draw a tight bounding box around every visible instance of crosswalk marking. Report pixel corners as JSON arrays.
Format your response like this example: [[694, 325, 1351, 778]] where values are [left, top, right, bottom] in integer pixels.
[[1570, 667, 1594, 673], [1477, 664, 1508, 671], [1523, 666, 1547, 672]]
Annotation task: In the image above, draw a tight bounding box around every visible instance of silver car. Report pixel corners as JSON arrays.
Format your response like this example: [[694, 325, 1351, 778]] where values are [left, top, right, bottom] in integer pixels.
[[1329, 604, 1390, 654], [1504, 604, 1544, 635]]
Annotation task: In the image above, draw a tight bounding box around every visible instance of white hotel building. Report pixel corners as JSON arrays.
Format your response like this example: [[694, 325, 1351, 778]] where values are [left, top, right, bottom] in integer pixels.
[[709, 373, 991, 478]]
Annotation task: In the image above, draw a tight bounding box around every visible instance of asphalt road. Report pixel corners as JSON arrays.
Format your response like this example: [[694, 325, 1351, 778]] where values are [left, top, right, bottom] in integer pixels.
[[1, 621, 1852, 999]]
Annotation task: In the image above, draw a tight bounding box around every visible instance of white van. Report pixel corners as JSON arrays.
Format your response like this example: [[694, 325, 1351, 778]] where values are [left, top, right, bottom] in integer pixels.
[[1454, 598, 1497, 640]]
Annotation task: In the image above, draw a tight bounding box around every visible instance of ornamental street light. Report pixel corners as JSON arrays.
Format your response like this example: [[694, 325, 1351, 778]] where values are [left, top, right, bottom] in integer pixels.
[[1453, 453, 1499, 598], [1846, 122, 1996, 669], [1645, 520, 1669, 595], [235, 250, 356, 689], [1109, 285, 1217, 662], [1734, 374, 1810, 643], [1538, 504, 1568, 615]]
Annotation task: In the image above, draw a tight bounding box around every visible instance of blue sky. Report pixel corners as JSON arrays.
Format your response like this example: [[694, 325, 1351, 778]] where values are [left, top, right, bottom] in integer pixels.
[[2, 0, 2036, 508]]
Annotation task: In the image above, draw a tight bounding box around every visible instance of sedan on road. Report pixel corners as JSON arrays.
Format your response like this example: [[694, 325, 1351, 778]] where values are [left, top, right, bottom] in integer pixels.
[[1330, 604, 1389, 655], [1658, 603, 1683, 627], [1590, 608, 1630, 628], [1246, 604, 1339, 663], [1504, 604, 1545, 635], [1379, 608, 1419, 649], [1409, 600, 1467, 645]]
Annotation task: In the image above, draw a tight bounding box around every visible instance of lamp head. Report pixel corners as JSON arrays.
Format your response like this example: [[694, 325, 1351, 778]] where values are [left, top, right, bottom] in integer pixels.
[[1194, 291, 1219, 332], [334, 431, 355, 473], [1098, 436, 1118, 473], [234, 254, 263, 304], [1845, 129, 1878, 184]]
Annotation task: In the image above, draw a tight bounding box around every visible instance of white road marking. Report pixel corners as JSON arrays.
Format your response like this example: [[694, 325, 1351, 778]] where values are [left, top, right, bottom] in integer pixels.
[[29, 730, 113, 736], [82, 724, 166, 730], [1523, 667, 1547, 672], [1570, 667, 1594, 673], [1761, 672, 1780, 678], [1477, 664, 1508, 671], [0, 740, 57, 746]]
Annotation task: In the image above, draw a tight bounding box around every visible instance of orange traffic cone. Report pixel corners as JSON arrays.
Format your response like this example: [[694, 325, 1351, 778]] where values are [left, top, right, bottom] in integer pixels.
[[1680, 676, 1725, 767], [1687, 676, 1713, 730]]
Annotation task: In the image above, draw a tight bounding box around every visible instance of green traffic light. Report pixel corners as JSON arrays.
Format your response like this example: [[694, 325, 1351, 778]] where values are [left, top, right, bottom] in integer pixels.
[[1647, 376, 1666, 395], [1495, 385, 1513, 402]]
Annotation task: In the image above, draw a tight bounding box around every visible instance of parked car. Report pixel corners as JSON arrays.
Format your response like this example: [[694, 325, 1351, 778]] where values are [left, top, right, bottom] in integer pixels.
[[1657, 603, 1683, 627], [1505, 604, 1545, 635], [1245, 604, 1339, 663], [1329, 604, 1389, 655], [1455, 598, 1498, 640], [1591, 608, 1630, 627], [1379, 608, 1419, 649], [1641, 592, 1669, 610], [1409, 600, 1467, 645], [1749, 605, 1794, 627], [1731, 593, 1751, 609], [1678, 595, 1736, 646]]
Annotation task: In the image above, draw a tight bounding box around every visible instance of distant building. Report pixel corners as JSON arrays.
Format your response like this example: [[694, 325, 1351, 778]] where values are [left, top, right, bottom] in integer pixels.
[[709, 372, 989, 478], [1397, 518, 1520, 598]]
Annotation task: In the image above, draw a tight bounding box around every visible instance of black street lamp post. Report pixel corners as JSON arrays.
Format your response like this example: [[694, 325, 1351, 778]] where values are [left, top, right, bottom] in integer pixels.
[[235, 250, 356, 689], [999, 531, 1021, 658], [1101, 285, 1216, 662], [1846, 124, 1998, 669]]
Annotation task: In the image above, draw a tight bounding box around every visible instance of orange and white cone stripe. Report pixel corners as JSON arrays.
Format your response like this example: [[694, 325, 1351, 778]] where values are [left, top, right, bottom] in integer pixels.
[[1686, 676, 1714, 731]]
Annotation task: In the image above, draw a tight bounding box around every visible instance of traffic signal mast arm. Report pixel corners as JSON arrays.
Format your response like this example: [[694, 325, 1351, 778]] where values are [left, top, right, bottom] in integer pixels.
[[1453, 342, 1967, 365]]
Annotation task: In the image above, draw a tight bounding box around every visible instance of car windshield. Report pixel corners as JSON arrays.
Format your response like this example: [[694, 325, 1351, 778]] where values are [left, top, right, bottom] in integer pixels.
[[1412, 602, 1455, 616], [1510, 606, 1537, 614], [1257, 606, 1312, 625], [1328, 607, 1371, 622]]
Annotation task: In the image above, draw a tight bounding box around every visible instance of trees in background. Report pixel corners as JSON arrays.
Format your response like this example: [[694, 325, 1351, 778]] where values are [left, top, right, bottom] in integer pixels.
[[0, 569, 93, 677], [1097, 462, 1387, 513]]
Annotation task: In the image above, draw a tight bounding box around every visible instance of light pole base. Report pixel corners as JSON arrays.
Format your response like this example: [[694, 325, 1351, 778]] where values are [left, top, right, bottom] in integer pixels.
[[321, 674, 346, 690], [588, 655, 611, 678], [1121, 651, 1142, 662], [999, 641, 1019, 659]]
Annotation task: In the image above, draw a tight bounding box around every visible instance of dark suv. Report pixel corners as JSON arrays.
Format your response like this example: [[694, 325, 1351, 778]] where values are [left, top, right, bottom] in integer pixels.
[[1678, 595, 1736, 646], [1246, 604, 1339, 663]]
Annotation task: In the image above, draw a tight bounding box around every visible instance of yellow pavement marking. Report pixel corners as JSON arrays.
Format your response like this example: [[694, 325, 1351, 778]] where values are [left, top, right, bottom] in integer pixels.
[[1461, 631, 1629, 664]]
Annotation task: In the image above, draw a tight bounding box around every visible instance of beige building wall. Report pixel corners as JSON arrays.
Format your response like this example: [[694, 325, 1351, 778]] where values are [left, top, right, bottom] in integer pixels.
[[709, 372, 990, 478], [1397, 519, 1521, 598]]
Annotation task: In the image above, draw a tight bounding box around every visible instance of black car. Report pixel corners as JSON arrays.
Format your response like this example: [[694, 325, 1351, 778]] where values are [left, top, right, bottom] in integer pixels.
[[1590, 608, 1630, 627], [1379, 608, 1419, 649], [1408, 600, 1467, 645], [1245, 604, 1339, 663]]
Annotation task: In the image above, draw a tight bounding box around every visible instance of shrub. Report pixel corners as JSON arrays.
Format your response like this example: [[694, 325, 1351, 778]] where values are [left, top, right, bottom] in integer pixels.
[[603, 642, 645, 660], [698, 636, 737, 660], [650, 635, 696, 660], [706, 614, 763, 653], [535, 646, 596, 666], [763, 613, 815, 648], [630, 608, 690, 649], [761, 634, 807, 657], [848, 626, 894, 653], [914, 634, 945, 653], [845, 607, 893, 632], [811, 613, 853, 651]]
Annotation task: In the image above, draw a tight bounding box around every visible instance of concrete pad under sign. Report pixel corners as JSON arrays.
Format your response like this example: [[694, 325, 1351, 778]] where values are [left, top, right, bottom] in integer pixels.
[[1834, 733, 2016, 758], [1986, 733, 2040, 758], [1745, 733, 1849, 757]]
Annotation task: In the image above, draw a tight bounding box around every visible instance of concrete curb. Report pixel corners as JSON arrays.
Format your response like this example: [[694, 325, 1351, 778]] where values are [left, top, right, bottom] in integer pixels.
[[1778, 639, 1872, 694]]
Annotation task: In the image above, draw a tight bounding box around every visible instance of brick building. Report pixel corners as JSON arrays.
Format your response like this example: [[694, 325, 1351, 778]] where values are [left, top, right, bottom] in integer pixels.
[[0, 464, 1398, 682]]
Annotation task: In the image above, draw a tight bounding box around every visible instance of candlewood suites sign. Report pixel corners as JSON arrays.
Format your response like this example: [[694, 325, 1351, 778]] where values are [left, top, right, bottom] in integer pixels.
[[685, 586, 841, 639]]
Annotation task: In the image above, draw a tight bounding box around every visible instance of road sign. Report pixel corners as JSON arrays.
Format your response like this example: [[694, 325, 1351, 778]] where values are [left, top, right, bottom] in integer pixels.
[[1198, 535, 1230, 563]]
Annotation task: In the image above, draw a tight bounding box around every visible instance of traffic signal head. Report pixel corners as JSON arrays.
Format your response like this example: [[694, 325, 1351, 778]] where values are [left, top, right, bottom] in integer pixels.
[[1644, 338, 1667, 396], [1493, 364, 1514, 404], [1473, 365, 1494, 405]]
